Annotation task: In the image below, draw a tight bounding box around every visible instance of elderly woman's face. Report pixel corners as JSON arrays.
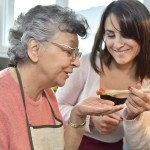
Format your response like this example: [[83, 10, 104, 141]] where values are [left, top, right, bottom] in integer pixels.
[[37, 31, 80, 87], [104, 13, 140, 66]]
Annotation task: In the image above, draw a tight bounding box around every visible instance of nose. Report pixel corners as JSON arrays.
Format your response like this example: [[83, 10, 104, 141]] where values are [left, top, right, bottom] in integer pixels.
[[113, 37, 125, 49], [71, 57, 80, 68]]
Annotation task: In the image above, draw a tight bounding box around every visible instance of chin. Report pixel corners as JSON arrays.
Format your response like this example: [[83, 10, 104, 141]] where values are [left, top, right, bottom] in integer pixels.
[[115, 59, 129, 65], [57, 81, 66, 87]]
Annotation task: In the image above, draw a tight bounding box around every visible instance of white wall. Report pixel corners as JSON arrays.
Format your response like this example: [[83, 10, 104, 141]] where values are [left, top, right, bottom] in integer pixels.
[[0, 0, 14, 57], [0, 0, 149, 58]]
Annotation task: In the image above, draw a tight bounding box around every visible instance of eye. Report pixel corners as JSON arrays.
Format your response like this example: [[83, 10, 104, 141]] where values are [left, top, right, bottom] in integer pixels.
[[65, 50, 72, 56], [104, 30, 116, 40], [106, 32, 115, 38], [62, 47, 73, 56]]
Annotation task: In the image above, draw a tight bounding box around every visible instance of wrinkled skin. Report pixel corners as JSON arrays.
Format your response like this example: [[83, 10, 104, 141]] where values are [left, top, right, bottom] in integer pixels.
[[70, 97, 124, 124], [91, 113, 122, 135]]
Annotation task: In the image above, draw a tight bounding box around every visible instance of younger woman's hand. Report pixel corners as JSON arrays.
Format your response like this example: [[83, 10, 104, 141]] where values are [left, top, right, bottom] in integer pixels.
[[91, 113, 122, 135], [126, 87, 150, 120]]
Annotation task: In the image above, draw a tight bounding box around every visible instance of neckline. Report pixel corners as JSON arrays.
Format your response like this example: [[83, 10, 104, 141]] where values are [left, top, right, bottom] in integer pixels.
[[7, 67, 43, 105]]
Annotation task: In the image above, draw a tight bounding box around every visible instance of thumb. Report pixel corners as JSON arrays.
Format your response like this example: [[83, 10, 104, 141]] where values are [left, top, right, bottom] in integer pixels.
[[135, 81, 142, 89], [100, 99, 115, 106]]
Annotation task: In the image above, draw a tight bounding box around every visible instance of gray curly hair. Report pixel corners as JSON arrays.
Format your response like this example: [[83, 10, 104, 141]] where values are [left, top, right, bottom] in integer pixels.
[[7, 5, 89, 66]]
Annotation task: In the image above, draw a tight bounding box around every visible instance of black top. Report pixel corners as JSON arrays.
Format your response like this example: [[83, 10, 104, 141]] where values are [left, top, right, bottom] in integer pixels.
[[100, 95, 126, 105]]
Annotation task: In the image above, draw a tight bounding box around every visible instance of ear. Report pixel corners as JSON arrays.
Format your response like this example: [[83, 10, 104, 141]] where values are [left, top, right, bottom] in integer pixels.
[[27, 38, 41, 62]]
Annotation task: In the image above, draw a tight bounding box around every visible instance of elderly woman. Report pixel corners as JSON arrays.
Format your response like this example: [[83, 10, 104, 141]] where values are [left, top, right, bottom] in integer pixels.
[[0, 5, 123, 150]]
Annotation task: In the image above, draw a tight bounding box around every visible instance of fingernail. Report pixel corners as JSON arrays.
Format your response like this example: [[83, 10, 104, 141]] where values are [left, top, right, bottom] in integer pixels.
[[128, 86, 133, 91]]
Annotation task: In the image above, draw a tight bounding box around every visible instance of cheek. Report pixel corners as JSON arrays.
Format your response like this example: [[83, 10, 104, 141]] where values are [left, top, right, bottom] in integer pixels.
[[106, 43, 113, 54], [106, 43, 111, 50], [135, 45, 140, 55], [107, 46, 113, 55], [131, 43, 140, 58], [55, 72, 68, 87], [52, 61, 70, 78], [55, 61, 71, 72], [52, 58, 70, 69]]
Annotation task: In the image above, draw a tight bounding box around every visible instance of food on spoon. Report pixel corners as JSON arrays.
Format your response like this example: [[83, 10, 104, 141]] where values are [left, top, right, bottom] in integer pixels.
[[97, 87, 150, 96]]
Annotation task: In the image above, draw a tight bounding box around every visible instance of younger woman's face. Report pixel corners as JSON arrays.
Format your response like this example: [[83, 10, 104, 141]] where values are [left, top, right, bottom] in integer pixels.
[[104, 13, 140, 66]]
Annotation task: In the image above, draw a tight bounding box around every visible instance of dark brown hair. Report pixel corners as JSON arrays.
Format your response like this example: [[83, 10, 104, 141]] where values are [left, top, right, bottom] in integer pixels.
[[90, 0, 150, 81]]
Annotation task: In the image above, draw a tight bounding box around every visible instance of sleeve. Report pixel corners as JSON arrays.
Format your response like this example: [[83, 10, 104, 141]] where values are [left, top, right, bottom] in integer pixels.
[[0, 110, 9, 150], [56, 54, 90, 131], [123, 109, 150, 150]]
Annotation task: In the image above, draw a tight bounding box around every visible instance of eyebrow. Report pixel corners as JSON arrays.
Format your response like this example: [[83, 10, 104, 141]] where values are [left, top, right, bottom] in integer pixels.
[[56, 43, 78, 51], [63, 45, 76, 50], [105, 30, 114, 33]]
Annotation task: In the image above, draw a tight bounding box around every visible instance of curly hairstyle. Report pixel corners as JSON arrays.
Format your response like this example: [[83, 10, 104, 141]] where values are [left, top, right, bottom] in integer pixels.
[[7, 5, 89, 66]]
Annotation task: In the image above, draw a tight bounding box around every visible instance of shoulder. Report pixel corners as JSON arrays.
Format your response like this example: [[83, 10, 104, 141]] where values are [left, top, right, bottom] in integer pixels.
[[80, 53, 100, 68], [80, 53, 90, 64], [0, 69, 12, 95], [71, 53, 91, 74], [0, 68, 19, 108], [0, 68, 9, 80]]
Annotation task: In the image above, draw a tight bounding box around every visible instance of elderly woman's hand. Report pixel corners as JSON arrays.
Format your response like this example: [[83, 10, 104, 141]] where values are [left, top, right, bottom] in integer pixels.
[[69, 97, 124, 125], [126, 86, 150, 120]]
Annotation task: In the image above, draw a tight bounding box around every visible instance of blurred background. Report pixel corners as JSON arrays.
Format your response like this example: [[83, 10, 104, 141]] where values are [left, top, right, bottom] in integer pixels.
[[0, 0, 149, 70]]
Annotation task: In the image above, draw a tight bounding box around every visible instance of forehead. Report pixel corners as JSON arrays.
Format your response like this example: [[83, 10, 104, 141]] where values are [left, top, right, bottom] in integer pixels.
[[105, 14, 120, 32], [53, 31, 78, 46]]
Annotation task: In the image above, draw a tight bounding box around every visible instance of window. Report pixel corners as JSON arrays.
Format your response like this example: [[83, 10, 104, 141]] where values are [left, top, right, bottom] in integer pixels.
[[0, 0, 146, 57], [14, 0, 56, 19], [0, 0, 14, 57]]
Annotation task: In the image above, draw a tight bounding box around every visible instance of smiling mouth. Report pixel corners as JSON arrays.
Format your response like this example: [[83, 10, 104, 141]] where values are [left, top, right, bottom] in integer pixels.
[[113, 49, 130, 53]]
